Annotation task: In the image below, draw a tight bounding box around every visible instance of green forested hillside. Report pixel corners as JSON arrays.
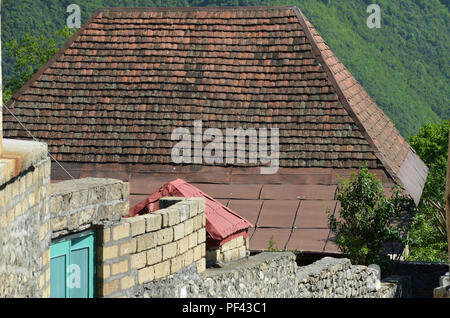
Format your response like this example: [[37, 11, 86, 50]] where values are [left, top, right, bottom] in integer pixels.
[[2, 0, 449, 137]]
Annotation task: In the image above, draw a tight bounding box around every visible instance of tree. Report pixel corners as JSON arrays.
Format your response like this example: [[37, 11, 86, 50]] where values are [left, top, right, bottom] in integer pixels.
[[407, 120, 449, 262], [2, 26, 76, 104], [328, 166, 417, 270]]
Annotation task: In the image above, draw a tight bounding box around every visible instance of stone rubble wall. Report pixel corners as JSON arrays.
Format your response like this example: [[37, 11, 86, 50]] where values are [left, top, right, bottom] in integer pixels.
[[49, 177, 131, 298], [133, 252, 402, 298], [0, 157, 51, 298]]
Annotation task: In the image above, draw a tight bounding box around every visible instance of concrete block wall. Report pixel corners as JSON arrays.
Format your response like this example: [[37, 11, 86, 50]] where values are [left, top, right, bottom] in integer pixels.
[[206, 235, 249, 265], [127, 197, 207, 290], [0, 156, 51, 297]]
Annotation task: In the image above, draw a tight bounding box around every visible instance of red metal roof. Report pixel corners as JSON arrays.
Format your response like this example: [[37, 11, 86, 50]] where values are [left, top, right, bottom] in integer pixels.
[[128, 178, 253, 242]]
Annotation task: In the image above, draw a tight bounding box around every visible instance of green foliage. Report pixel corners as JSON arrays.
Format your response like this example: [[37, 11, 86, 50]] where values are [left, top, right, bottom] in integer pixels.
[[2, 1, 449, 136], [267, 235, 298, 257], [267, 235, 279, 252], [3, 26, 76, 104], [406, 120, 449, 262], [328, 167, 417, 270]]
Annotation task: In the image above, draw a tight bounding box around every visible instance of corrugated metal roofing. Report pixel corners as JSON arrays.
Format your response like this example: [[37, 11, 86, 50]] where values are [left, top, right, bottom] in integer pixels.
[[128, 178, 253, 242]]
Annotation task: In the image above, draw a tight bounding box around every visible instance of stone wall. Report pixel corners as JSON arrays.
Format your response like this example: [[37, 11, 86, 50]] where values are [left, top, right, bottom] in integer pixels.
[[48, 177, 131, 297], [0, 148, 51, 297], [132, 252, 402, 298], [48, 177, 130, 238]]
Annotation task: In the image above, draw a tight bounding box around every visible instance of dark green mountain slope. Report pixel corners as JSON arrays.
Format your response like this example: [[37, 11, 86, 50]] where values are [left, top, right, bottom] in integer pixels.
[[2, 0, 449, 137]]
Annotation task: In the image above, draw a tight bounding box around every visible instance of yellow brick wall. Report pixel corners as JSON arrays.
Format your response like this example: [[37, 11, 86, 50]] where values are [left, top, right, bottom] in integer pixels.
[[206, 235, 249, 264], [128, 197, 207, 287]]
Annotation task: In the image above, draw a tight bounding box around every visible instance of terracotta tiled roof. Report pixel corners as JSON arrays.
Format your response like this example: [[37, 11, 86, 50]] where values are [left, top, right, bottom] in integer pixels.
[[128, 178, 253, 243], [6, 6, 392, 170], [4, 6, 429, 251]]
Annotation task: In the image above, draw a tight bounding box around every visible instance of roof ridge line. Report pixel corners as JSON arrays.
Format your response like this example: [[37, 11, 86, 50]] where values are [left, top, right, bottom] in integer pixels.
[[292, 7, 399, 183], [97, 6, 299, 12]]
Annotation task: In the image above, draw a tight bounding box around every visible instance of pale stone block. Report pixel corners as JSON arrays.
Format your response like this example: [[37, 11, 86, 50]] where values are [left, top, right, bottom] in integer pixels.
[[188, 232, 197, 249], [70, 189, 88, 209], [238, 245, 247, 259], [98, 204, 114, 220], [187, 199, 199, 218], [40, 185, 48, 201], [183, 249, 194, 266], [197, 229, 206, 244], [154, 260, 170, 280], [162, 242, 177, 260], [68, 213, 79, 230], [173, 223, 185, 241], [221, 240, 231, 253], [115, 201, 129, 217], [107, 183, 123, 201], [171, 255, 183, 274], [193, 214, 203, 231], [102, 279, 119, 296], [102, 228, 111, 244], [39, 273, 45, 289], [157, 228, 173, 246], [167, 208, 180, 226], [147, 246, 162, 266], [131, 251, 147, 269], [7, 208, 15, 223], [235, 235, 245, 247], [177, 203, 190, 222], [231, 247, 240, 260], [112, 222, 130, 241], [196, 258, 206, 273], [49, 195, 62, 215], [127, 216, 146, 236], [5, 184, 12, 205], [79, 207, 95, 225], [52, 216, 68, 232], [111, 260, 129, 275], [102, 245, 118, 261], [0, 214, 7, 229], [144, 213, 162, 232], [89, 186, 107, 204], [223, 250, 232, 262], [178, 236, 189, 254], [121, 275, 135, 290], [19, 176, 26, 195], [184, 218, 193, 236], [137, 232, 156, 252], [193, 244, 202, 262], [138, 266, 154, 284], [120, 240, 135, 256], [28, 192, 35, 209], [201, 213, 206, 227], [122, 182, 130, 198]]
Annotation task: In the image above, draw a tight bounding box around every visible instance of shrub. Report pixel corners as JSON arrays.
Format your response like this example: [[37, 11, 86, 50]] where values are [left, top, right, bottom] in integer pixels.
[[328, 167, 417, 270]]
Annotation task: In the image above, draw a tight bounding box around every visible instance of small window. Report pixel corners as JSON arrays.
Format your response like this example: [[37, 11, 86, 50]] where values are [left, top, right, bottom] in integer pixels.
[[50, 229, 95, 298]]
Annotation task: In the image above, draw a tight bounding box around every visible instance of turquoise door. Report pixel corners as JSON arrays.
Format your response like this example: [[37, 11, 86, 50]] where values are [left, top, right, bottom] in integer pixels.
[[50, 230, 95, 298]]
